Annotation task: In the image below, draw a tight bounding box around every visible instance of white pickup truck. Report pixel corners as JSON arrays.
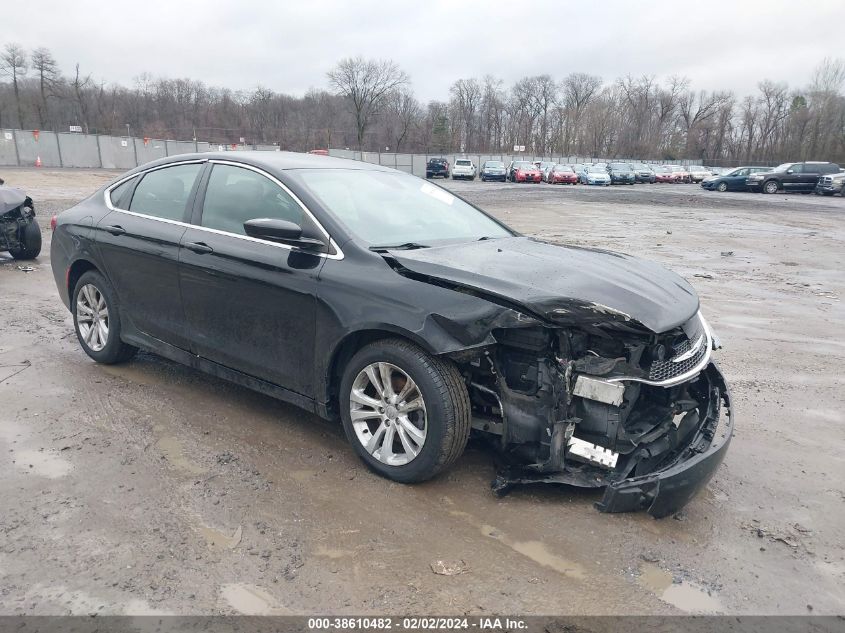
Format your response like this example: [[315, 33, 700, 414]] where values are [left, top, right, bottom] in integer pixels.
[[451, 159, 476, 180]]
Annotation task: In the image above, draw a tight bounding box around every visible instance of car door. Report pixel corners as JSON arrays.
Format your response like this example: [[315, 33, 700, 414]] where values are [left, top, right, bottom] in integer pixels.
[[178, 161, 325, 396], [94, 161, 204, 349], [798, 164, 822, 191], [728, 168, 748, 190]]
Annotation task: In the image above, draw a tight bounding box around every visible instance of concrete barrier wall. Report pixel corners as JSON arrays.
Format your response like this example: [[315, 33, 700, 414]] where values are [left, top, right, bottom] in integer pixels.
[[0, 129, 705, 170], [0, 130, 18, 165], [15, 130, 62, 167], [99, 136, 137, 170], [57, 133, 101, 168]]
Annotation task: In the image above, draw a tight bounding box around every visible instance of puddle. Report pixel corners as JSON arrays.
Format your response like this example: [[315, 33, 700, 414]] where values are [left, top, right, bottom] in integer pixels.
[[314, 546, 355, 559], [221, 583, 292, 615], [155, 435, 206, 475], [14, 449, 73, 478], [99, 363, 161, 387], [638, 563, 723, 613], [197, 524, 242, 550], [480, 524, 584, 579]]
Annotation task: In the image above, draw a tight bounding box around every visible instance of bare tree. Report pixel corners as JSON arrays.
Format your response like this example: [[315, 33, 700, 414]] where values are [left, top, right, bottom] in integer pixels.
[[30, 47, 60, 130], [560, 73, 602, 154], [449, 78, 482, 152], [70, 63, 92, 133], [327, 57, 408, 150], [1, 43, 28, 128], [384, 88, 420, 153]]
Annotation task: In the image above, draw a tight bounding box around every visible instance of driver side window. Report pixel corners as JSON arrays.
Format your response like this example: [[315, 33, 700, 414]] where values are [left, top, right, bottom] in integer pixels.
[[201, 164, 302, 236]]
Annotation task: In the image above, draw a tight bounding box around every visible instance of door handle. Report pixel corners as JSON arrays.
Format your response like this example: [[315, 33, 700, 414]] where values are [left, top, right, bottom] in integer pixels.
[[104, 224, 126, 236], [185, 241, 213, 254]]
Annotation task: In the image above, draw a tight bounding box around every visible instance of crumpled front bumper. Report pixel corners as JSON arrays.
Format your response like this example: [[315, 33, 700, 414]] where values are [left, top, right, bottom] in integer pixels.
[[596, 365, 733, 518]]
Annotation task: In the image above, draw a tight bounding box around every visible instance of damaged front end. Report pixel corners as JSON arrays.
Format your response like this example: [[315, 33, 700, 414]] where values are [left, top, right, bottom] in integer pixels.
[[459, 310, 732, 518]]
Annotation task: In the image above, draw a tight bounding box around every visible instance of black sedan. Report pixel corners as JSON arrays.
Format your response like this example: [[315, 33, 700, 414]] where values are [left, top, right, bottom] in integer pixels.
[[701, 166, 770, 192], [50, 152, 732, 517]]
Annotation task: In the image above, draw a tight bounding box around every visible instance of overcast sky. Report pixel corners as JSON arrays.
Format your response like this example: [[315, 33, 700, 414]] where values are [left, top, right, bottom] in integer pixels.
[[3, 1, 843, 101]]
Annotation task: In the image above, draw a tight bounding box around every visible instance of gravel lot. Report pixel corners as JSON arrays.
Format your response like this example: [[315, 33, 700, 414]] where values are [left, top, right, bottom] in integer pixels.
[[1, 168, 843, 616]]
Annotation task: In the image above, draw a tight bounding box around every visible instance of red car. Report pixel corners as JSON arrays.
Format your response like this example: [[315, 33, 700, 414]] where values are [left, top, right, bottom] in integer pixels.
[[652, 165, 678, 183], [546, 164, 578, 184], [509, 160, 542, 183]]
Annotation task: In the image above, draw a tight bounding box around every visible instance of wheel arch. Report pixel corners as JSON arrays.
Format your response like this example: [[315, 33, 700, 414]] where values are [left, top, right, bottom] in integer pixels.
[[67, 258, 101, 297], [322, 326, 442, 420]]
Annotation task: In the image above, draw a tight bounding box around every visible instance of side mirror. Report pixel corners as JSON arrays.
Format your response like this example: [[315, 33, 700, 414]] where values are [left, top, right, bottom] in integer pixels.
[[786, 169, 794, 174], [243, 218, 326, 250]]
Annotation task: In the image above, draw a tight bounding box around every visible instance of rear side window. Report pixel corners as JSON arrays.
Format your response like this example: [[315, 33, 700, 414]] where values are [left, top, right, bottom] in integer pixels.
[[129, 164, 202, 221], [819, 164, 838, 174], [109, 176, 137, 208], [201, 164, 302, 236]]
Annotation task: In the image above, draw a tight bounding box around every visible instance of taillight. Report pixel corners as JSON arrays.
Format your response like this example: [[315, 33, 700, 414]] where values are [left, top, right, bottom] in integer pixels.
[[50, 215, 57, 231]]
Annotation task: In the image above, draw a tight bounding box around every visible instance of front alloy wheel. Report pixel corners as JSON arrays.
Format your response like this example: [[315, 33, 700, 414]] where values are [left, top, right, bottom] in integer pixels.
[[340, 339, 470, 483], [717, 182, 728, 192], [763, 180, 779, 194], [350, 362, 427, 466]]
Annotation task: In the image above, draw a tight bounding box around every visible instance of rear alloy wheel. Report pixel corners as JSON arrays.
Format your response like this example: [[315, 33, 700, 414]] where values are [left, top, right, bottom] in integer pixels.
[[340, 339, 470, 483], [763, 180, 779, 194], [72, 271, 138, 364], [717, 182, 728, 192]]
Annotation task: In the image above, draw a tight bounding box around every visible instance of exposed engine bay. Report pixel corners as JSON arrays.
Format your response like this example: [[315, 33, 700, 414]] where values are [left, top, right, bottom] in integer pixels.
[[454, 311, 731, 517], [0, 185, 40, 259]]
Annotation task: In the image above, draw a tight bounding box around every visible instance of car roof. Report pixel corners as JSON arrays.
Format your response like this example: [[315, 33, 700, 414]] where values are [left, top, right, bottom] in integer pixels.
[[138, 151, 394, 173]]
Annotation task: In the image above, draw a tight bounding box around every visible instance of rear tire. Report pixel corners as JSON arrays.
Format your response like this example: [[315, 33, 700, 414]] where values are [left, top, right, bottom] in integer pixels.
[[339, 338, 470, 483], [763, 180, 779, 194], [72, 270, 138, 364], [9, 221, 42, 260]]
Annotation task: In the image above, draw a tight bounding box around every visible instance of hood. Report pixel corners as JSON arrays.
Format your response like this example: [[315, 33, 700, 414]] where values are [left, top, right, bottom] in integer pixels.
[[0, 186, 28, 216], [389, 237, 699, 333]]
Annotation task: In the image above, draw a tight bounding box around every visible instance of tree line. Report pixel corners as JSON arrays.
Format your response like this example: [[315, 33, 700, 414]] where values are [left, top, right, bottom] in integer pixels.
[[1, 43, 843, 164]]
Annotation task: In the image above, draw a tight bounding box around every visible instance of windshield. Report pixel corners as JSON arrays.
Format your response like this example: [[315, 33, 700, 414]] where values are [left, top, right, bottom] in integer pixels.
[[653, 166, 669, 173], [554, 166, 573, 172], [772, 163, 793, 172], [294, 169, 513, 247], [484, 161, 504, 168], [514, 161, 534, 169], [609, 163, 630, 170], [455, 160, 471, 166], [632, 164, 650, 170], [587, 166, 606, 173]]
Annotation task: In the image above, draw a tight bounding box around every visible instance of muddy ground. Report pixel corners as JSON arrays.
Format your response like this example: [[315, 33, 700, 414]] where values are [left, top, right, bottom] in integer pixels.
[[0, 168, 843, 616]]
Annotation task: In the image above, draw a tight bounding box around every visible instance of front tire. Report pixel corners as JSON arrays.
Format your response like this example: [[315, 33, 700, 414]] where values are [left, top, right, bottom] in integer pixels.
[[72, 271, 138, 364], [9, 221, 42, 260], [717, 182, 728, 192], [339, 338, 470, 483]]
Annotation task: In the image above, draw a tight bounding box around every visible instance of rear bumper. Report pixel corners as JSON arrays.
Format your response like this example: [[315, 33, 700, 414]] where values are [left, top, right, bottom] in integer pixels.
[[596, 364, 733, 518]]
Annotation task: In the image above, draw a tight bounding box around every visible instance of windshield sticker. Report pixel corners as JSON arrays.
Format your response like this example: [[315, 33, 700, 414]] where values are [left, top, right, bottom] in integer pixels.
[[420, 183, 455, 206]]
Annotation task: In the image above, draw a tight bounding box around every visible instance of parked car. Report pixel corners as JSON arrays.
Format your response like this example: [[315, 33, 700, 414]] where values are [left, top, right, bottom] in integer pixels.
[[480, 160, 507, 182], [537, 161, 556, 181], [50, 151, 732, 517], [580, 165, 611, 186], [631, 163, 656, 183], [508, 161, 542, 183], [0, 185, 41, 260], [425, 158, 449, 179], [545, 164, 578, 184], [747, 161, 841, 194], [687, 165, 712, 183], [815, 171, 845, 196], [607, 162, 636, 185], [701, 166, 770, 192], [663, 165, 690, 183], [451, 158, 477, 180], [652, 166, 677, 183]]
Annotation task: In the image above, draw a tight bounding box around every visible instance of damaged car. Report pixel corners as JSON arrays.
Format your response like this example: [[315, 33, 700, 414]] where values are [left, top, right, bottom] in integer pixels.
[[1, 183, 41, 260], [50, 152, 732, 517]]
